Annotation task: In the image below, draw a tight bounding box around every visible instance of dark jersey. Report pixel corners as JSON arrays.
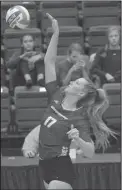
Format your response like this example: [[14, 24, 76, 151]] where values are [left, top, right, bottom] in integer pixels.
[[39, 81, 92, 160]]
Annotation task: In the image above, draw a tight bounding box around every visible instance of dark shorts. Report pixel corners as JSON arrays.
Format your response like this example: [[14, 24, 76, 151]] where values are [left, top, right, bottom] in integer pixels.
[[39, 155, 76, 187]]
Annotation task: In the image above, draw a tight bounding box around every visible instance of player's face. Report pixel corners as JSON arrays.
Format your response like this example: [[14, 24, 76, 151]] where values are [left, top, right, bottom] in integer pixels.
[[65, 78, 88, 96], [69, 50, 81, 64], [22, 35, 34, 51], [108, 30, 120, 47]]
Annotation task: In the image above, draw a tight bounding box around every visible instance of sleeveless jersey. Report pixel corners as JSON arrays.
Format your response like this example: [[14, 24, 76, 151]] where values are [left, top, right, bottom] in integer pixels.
[[39, 85, 91, 160]]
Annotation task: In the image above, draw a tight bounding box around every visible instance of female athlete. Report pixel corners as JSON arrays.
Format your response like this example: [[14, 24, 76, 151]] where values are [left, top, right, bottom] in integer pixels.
[[22, 13, 116, 190]]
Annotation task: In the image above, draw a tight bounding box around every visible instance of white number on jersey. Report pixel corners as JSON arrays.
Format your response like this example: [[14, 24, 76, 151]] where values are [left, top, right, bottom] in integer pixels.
[[44, 116, 57, 128]]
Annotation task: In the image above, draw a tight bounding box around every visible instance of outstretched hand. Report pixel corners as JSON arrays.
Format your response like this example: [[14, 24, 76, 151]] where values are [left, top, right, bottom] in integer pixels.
[[23, 150, 37, 158], [46, 13, 59, 34]]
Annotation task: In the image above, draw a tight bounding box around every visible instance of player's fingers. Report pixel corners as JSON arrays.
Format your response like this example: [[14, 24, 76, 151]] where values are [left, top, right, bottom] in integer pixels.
[[67, 127, 77, 133], [28, 151, 35, 158], [67, 132, 78, 139], [76, 148, 83, 155], [68, 131, 79, 139], [67, 128, 75, 134], [27, 152, 32, 157], [71, 131, 79, 137], [71, 124, 74, 130], [46, 13, 54, 21], [67, 130, 71, 134], [67, 125, 75, 134]]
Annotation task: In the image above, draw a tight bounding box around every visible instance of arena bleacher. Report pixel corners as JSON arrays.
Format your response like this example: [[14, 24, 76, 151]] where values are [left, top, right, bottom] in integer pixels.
[[1, 1, 121, 189]]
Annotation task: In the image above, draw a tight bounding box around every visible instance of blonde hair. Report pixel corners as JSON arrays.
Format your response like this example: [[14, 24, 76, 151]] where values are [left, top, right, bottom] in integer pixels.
[[63, 79, 117, 151], [87, 88, 117, 151]]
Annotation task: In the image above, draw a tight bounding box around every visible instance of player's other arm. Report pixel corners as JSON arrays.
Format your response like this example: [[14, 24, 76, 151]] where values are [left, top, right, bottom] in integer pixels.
[[22, 125, 40, 158], [68, 120, 95, 159], [75, 135, 94, 158], [76, 120, 95, 158]]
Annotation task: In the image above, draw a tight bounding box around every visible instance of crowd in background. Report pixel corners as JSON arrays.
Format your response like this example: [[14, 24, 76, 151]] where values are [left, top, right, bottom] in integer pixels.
[[1, 25, 121, 103]]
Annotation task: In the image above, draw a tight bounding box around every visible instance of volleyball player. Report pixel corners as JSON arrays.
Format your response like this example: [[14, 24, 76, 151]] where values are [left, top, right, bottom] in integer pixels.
[[22, 13, 116, 190]]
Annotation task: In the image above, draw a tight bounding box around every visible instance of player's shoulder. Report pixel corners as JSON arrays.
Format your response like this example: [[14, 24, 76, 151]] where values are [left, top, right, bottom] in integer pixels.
[[75, 108, 91, 128], [51, 87, 63, 105]]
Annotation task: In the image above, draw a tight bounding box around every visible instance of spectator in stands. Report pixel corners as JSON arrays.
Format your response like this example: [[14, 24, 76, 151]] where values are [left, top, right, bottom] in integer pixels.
[[57, 43, 90, 86], [7, 34, 45, 88], [90, 26, 121, 86]]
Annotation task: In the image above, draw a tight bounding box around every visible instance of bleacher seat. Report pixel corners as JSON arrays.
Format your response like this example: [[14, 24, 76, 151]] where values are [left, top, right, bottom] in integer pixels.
[[87, 25, 120, 53], [1, 1, 37, 34], [82, 1, 120, 30], [14, 86, 48, 134], [46, 26, 84, 55], [1, 87, 10, 134], [39, 1, 78, 32], [103, 83, 121, 152], [4, 28, 42, 60]]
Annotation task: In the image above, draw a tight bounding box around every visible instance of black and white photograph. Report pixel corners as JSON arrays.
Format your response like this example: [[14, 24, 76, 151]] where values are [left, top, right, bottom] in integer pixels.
[[1, 0, 121, 189]]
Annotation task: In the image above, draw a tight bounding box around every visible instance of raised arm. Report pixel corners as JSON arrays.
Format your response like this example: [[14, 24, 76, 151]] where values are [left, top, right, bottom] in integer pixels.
[[44, 13, 59, 84]]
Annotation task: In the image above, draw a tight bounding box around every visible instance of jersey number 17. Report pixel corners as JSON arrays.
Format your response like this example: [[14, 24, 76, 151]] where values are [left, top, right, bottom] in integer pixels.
[[44, 116, 57, 128]]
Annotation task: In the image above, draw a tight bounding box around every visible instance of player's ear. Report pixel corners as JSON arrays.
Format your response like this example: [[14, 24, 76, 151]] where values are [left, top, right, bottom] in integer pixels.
[[79, 91, 85, 98]]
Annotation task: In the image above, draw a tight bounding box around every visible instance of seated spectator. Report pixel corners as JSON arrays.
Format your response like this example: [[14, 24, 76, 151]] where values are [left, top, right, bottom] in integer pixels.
[[7, 34, 45, 88], [90, 26, 121, 86], [57, 43, 90, 86]]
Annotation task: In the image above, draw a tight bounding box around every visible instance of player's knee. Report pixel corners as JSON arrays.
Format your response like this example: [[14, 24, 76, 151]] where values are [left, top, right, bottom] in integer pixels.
[[48, 180, 72, 189]]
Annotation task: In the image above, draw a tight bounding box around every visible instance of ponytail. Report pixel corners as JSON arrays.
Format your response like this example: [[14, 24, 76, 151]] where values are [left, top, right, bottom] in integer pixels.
[[88, 88, 117, 151]]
